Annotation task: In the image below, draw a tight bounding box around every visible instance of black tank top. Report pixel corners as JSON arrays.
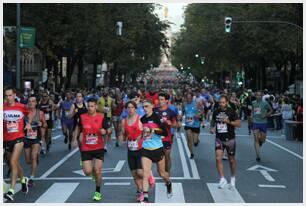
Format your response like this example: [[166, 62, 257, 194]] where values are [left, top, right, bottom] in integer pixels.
[[26, 109, 41, 140], [74, 102, 88, 124]]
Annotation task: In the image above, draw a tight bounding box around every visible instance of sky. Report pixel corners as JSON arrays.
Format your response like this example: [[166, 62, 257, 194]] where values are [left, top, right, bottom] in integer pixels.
[[155, 3, 189, 33]]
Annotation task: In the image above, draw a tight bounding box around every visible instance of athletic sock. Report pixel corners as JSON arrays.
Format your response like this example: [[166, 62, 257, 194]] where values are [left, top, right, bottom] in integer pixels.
[[96, 186, 100, 193], [143, 191, 149, 198]]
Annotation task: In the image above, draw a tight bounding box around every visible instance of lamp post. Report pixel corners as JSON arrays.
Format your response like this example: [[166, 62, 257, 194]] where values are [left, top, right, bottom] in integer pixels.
[[16, 3, 21, 89]]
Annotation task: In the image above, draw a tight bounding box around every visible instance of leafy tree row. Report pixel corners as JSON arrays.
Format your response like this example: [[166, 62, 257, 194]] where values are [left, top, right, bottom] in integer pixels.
[[171, 4, 302, 91], [4, 3, 169, 88]]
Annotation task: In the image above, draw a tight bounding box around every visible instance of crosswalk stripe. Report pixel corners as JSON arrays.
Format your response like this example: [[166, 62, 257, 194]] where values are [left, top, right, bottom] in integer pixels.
[[207, 183, 245, 203], [52, 135, 62, 140], [155, 183, 185, 203], [35, 182, 79, 203]]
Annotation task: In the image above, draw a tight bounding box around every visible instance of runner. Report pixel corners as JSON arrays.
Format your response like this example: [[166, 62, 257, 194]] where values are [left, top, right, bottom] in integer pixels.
[[60, 91, 75, 150], [38, 91, 56, 154], [183, 92, 202, 159], [252, 91, 273, 161], [112, 92, 124, 147], [140, 100, 173, 203], [121, 101, 144, 202], [24, 96, 47, 187], [98, 89, 113, 152], [69, 92, 88, 149], [155, 93, 177, 176], [4, 87, 31, 201], [210, 95, 241, 189], [76, 98, 109, 201], [245, 90, 256, 135]]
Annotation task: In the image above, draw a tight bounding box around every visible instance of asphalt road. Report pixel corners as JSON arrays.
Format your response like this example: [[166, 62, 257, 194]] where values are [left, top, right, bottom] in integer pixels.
[[3, 121, 303, 203]]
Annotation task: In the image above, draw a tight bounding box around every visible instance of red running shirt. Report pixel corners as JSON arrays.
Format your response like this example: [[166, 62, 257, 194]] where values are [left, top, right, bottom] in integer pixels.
[[79, 113, 105, 151], [3, 102, 29, 141], [124, 115, 143, 150]]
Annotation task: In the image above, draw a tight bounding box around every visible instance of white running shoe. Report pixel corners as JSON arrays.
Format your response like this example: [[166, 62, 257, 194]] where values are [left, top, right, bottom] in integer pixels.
[[229, 177, 236, 190], [218, 177, 228, 189]]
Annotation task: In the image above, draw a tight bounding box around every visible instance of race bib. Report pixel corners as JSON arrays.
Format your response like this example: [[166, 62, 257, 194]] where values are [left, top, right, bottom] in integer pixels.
[[45, 113, 50, 120], [104, 107, 110, 113], [248, 105, 252, 110], [128, 140, 139, 151], [205, 102, 211, 107], [254, 107, 261, 114], [65, 111, 70, 117], [7, 121, 18, 133], [217, 123, 228, 133], [186, 116, 194, 125], [85, 134, 98, 145], [27, 130, 38, 139]]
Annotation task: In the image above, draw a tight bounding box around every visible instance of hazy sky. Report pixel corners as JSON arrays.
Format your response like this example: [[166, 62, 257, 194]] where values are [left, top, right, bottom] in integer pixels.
[[155, 3, 188, 33]]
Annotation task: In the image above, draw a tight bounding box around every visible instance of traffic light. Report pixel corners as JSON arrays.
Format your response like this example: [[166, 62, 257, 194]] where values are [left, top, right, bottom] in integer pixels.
[[224, 17, 232, 33], [200, 57, 205, 64]]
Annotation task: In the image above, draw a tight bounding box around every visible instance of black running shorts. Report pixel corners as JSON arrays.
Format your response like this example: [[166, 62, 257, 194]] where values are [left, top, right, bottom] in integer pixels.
[[141, 147, 165, 163], [81, 149, 104, 161], [128, 150, 142, 171]]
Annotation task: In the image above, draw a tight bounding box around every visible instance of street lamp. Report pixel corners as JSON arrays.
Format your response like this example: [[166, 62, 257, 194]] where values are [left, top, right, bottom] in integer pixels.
[[195, 54, 199, 58]]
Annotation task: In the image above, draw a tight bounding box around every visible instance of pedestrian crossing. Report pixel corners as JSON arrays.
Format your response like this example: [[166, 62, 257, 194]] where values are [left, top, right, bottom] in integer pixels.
[[5, 181, 245, 203]]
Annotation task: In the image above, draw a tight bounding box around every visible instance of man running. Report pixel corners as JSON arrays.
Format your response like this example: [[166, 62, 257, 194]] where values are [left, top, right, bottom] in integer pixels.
[[76, 98, 109, 201], [140, 100, 173, 203], [38, 91, 56, 154], [252, 91, 273, 161], [155, 93, 177, 176], [60, 91, 75, 150], [183, 92, 202, 159], [98, 89, 113, 152], [24, 96, 47, 187], [4, 87, 31, 201], [210, 95, 241, 189]]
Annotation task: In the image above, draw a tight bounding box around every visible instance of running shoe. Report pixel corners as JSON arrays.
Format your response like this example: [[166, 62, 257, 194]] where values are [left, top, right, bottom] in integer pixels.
[[256, 157, 261, 162], [218, 177, 228, 189], [229, 177, 236, 190], [148, 173, 155, 188], [190, 153, 194, 159], [115, 142, 119, 147], [92, 191, 102, 201], [21, 177, 29, 193], [4, 190, 14, 201], [137, 192, 144, 202], [64, 136, 68, 144], [28, 179, 34, 187], [142, 197, 149, 203], [166, 181, 173, 198]]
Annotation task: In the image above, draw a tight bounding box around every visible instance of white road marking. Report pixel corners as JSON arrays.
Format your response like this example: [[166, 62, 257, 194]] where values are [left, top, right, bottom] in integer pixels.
[[35, 182, 79, 203], [73, 168, 116, 176], [104, 182, 131, 186], [4, 177, 195, 181], [177, 137, 191, 178], [266, 139, 303, 159], [52, 135, 62, 140], [180, 133, 200, 179], [113, 160, 125, 172], [207, 183, 245, 203], [247, 165, 277, 172], [4, 183, 21, 202], [40, 148, 79, 178], [259, 170, 275, 182], [155, 183, 185, 203], [258, 184, 286, 188]]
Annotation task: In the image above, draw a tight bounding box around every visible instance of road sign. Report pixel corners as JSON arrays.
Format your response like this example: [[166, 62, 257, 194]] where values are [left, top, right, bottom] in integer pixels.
[[20, 27, 36, 48]]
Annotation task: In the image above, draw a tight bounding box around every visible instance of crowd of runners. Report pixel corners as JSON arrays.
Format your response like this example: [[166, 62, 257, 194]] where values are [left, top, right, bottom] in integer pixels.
[[3, 84, 303, 202]]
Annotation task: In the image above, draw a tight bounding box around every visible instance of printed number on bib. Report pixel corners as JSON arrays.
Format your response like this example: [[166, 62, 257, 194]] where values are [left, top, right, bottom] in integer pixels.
[[65, 111, 70, 117], [248, 105, 252, 110], [86, 134, 98, 145], [255, 108, 261, 115], [7, 121, 18, 133], [186, 116, 194, 125], [217, 123, 228, 133], [128, 140, 139, 151], [27, 130, 38, 139], [45, 113, 50, 120]]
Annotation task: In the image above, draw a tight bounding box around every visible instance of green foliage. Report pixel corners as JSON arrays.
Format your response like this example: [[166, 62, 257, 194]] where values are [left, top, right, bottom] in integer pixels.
[[172, 3, 302, 79]]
